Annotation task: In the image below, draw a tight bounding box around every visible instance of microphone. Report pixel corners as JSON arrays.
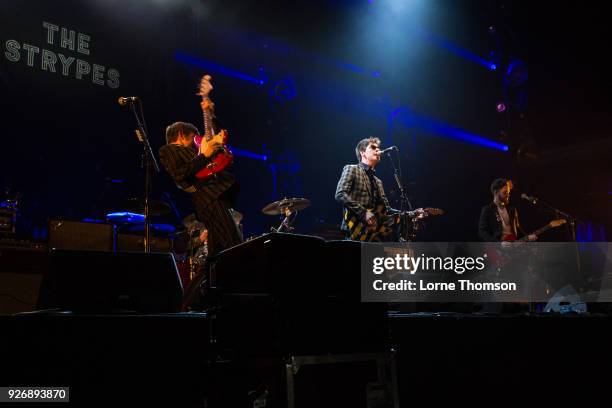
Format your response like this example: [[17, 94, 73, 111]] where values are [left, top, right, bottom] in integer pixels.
[[521, 193, 539, 205], [379, 146, 398, 154], [117, 96, 139, 106]]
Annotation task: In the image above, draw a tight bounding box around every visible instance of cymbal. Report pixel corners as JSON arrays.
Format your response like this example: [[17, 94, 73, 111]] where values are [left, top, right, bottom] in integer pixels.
[[262, 197, 311, 215], [124, 198, 172, 216], [106, 211, 145, 224], [229, 208, 243, 224]]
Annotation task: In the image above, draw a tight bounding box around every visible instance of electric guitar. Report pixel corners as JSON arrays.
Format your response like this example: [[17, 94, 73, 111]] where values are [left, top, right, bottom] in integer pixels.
[[344, 204, 444, 242], [488, 219, 567, 270], [502, 219, 567, 242], [194, 74, 233, 180]]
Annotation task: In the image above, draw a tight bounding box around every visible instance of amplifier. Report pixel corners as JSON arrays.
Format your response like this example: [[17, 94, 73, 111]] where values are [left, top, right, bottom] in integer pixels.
[[48, 219, 115, 251], [0, 208, 16, 236], [116, 233, 173, 252]]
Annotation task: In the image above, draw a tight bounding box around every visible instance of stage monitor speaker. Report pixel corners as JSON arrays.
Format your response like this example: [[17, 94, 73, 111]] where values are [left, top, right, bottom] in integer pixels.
[[37, 249, 183, 313], [49, 219, 115, 251]]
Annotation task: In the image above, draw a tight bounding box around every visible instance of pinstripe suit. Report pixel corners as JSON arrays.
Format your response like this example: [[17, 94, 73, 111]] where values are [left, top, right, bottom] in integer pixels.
[[335, 163, 391, 232], [159, 144, 242, 255]]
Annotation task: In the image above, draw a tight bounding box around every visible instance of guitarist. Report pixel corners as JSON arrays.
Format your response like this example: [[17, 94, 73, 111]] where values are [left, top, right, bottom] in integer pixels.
[[159, 121, 242, 256], [478, 178, 536, 243], [335, 137, 424, 241]]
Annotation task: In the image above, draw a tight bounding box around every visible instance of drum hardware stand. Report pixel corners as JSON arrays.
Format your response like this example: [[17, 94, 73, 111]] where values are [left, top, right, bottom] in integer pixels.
[[272, 206, 297, 233], [127, 99, 159, 253], [262, 197, 310, 233]]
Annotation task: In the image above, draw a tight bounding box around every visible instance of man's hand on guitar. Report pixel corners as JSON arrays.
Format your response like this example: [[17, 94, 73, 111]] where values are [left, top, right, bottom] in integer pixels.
[[414, 208, 427, 219], [200, 140, 223, 158], [365, 210, 377, 227], [200, 99, 214, 111]]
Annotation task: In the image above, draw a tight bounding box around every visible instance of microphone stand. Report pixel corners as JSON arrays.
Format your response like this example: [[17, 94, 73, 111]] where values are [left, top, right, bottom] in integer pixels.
[[534, 198, 582, 276], [385, 150, 414, 241], [128, 99, 160, 253]]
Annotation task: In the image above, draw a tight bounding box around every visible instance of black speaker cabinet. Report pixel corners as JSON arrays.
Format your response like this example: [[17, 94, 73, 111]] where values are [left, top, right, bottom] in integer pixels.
[[37, 249, 183, 313], [48, 219, 115, 251], [116, 233, 173, 252], [0, 246, 48, 314]]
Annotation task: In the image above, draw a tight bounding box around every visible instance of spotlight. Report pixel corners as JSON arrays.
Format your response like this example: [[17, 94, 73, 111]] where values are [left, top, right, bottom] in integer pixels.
[[496, 103, 506, 113], [504, 59, 528, 87], [488, 26, 496, 34]]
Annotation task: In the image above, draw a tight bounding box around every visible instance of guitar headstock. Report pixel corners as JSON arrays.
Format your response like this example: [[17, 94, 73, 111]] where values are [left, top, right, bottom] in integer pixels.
[[424, 208, 445, 216], [549, 219, 567, 228], [197, 74, 213, 99]]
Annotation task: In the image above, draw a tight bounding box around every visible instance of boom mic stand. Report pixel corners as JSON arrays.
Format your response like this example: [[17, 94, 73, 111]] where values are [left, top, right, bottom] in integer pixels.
[[537, 199, 581, 275], [127, 99, 160, 253], [384, 149, 414, 241]]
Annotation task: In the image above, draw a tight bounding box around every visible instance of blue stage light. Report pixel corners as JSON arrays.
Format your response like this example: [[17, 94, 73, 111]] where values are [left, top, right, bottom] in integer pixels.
[[174, 51, 261, 85]]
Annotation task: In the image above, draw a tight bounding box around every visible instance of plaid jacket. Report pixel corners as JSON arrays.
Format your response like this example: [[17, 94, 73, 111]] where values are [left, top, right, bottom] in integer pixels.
[[335, 164, 391, 231]]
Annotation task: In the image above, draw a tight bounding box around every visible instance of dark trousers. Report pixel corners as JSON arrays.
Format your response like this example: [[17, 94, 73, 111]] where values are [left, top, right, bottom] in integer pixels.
[[194, 192, 243, 256]]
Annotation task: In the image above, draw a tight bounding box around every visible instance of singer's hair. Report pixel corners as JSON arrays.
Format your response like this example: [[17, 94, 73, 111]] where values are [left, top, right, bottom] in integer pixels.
[[355, 137, 381, 162], [490, 178, 509, 194], [165, 122, 199, 144]]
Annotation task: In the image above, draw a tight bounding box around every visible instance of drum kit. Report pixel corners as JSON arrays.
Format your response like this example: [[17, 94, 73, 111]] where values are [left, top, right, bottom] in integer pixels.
[[103, 196, 311, 289]]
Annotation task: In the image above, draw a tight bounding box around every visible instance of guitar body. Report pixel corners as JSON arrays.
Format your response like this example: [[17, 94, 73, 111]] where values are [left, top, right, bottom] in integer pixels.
[[344, 204, 397, 242], [194, 130, 233, 179], [488, 219, 567, 270], [344, 206, 444, 242]]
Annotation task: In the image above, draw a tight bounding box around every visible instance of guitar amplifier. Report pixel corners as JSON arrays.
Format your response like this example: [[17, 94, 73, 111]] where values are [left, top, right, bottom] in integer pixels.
[[48, 219, 115, 251], [116, 233, 173, 252], [0, 207, 17, 236]]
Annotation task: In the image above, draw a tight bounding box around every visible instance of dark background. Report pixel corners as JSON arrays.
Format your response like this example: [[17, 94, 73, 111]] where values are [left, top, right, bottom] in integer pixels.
[[1, 0, 610, 241]]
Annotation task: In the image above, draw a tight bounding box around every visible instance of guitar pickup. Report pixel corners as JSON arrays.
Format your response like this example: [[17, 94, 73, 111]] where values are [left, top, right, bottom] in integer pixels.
[[206, 162, 218, 169]]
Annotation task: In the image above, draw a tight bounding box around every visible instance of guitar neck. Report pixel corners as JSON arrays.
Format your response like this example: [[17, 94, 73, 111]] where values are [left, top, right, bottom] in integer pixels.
[[518, 225, 551, 241], [202, 102, 214, 140]]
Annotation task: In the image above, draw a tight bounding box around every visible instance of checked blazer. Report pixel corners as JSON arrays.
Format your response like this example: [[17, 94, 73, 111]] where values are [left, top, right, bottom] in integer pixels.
[[335, 163, 391, 231]]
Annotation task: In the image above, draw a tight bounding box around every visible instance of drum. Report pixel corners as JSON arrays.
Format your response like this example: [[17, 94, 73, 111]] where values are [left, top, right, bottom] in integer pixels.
[[176, 259, 192, 291]]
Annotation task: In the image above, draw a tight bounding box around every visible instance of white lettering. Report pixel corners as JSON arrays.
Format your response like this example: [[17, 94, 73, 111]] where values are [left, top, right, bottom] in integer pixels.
[[76, 59, 90, 79], [22, 43, 40, 67], [92, 64, 105, 85], [373, 257, 385, 274], [61, 28, 75, 50], [42, 21, 59, 45], [58, 53, 75, 76], [41, 49, 57, 72], [107, 68, 120, 89], [77, 33, 90, 55], [4, 40, 20, 62]]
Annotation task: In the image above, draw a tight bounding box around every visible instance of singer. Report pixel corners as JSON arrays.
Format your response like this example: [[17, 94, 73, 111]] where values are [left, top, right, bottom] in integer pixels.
[[335, 137, 411, 240], [478, 178, 537, 242]]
